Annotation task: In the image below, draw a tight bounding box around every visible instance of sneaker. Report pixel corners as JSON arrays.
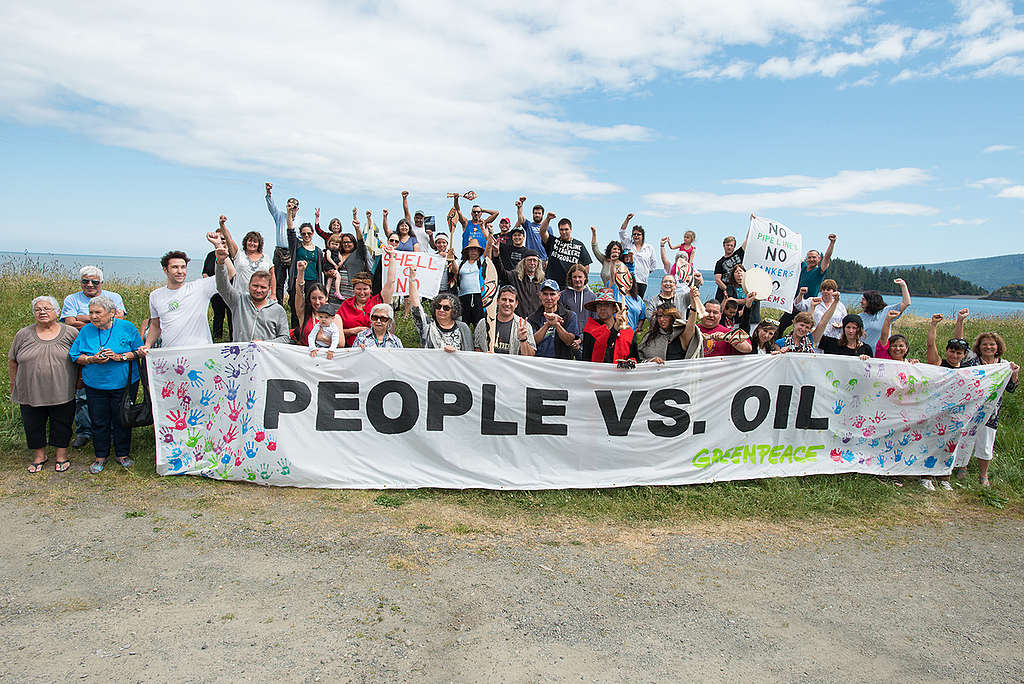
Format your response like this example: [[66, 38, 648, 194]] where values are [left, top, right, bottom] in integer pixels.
[[72, 434, 91, 449], [920, 478, 936, 491], [938, 481, 954, 491]]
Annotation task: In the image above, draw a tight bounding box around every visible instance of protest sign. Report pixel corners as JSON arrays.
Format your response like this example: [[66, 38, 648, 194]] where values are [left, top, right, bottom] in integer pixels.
[[148, 345, 1012, 490], [381, 251, 448, 298], [743, 216, 803, 310]]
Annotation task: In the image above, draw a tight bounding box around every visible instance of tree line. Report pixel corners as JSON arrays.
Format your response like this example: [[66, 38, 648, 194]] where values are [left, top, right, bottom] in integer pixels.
[[826, 258, 987, 297]]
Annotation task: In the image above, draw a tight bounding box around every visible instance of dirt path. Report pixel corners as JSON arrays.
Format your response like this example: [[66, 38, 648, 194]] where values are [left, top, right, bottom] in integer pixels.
[[2, 486, 1022, 682]]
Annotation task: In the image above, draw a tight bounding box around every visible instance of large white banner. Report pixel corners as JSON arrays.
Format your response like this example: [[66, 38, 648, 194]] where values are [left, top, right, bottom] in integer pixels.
[[743, 215, 803, 310], [381, 251, 448, 298], [147, 345, 1012, 489]]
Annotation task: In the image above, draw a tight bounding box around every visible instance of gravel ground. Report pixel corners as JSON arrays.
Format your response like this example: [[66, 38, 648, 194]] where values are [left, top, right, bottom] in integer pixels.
[[2, 488, 1023, 682]]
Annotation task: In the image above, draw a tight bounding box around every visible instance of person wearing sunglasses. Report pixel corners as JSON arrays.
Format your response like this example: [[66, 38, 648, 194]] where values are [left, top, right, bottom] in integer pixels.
[[354, 304, 404, 350], [408, 267, 472, 352], [60, 266, 126, 449]]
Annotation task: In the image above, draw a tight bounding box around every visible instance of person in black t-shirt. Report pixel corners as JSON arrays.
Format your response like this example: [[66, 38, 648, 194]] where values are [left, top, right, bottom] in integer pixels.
[[498, 225, 530, 272], [201, 247, 232, 341], [713, 235, 746, 302], [541, 217, 592, 288], [818, 313, 872, 358]]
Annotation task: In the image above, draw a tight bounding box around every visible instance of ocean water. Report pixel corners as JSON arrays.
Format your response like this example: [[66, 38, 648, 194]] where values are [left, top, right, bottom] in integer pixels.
[[4, 251, 1024, 319]]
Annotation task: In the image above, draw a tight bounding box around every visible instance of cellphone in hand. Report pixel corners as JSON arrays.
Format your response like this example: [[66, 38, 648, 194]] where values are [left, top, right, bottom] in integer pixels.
[[423, 216, 436, 232]]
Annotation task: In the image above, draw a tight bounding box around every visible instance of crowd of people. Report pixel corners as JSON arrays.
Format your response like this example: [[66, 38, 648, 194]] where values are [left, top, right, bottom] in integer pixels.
[[8, 184, 1018, 488]]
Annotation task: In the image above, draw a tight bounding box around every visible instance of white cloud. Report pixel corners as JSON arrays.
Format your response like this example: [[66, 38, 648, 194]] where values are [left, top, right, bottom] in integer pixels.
[[982, 144, 1016, 153], [997, 185, 1024, 198], [839, 73, 878, 89], [0, 1, 876, 197], [968, 176, 1013, 187], [974, 55, 1024, 75], [645, 167, 933, 214], [932, 217, 988, 225], [955, 0, 1016, 36]]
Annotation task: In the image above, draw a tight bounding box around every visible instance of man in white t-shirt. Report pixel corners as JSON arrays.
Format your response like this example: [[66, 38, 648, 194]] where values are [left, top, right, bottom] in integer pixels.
[[401, 190, 432, 249], [145, 249, 219, 349]]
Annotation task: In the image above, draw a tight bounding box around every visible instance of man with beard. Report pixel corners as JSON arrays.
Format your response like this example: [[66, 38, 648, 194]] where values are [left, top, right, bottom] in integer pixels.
[[777, 234, 838, 333], [214, 244, 290, 343], [713, 235, 746, 302], [514, 196, 551, 262], [498, 224, 530, 272]]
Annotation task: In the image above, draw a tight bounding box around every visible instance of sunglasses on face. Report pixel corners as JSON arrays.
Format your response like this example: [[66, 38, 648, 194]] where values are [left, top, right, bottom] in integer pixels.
[[82, 278, 100, 285], [371, 315, 390, 322], [435, 304, 452, 311]]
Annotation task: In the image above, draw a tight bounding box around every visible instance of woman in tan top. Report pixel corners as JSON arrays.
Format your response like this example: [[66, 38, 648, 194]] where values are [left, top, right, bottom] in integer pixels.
[[8, 296, 79, 472]]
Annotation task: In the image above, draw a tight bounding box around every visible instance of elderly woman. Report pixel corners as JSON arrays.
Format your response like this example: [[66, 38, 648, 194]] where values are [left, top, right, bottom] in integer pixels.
[[68, 295, 145, 474], [354, 303, 404, 349], [408, 268, 473, 351], [9, 296, 80, 472]]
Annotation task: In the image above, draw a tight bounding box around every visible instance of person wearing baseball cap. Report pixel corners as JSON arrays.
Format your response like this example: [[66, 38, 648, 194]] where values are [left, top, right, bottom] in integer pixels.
[[527, 279, 580, 360], [401, 190, 432, 248], [498, 223, 530, 272], [496, 216, 513, 245], [581, 288, 638, 364]]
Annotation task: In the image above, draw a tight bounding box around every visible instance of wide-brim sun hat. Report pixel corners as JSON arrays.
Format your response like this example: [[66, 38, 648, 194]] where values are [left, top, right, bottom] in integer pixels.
[[584, 288, 624, 312]]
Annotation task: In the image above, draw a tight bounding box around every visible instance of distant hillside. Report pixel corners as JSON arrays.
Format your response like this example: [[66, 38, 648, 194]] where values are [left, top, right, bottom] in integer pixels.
[[879, 254, 1024, 292], [987, 284, 1024, 302], [829, 258, 986, 297]]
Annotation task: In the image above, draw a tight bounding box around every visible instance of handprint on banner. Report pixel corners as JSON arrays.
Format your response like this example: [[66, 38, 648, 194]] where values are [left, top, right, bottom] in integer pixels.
[[185, 427, 201, 447], [276, 458, 291, 476], [200, 389, 214, 406], [228, 400, 241, 422], [257, 463, 271, 480], [186, 408, 203, 426], [225, 380, 239, 401], [187, 369, 204, 387], [246, 390, 257, 410], [161, 381, 174, 399], [830, 448, 843, 462], [221, 345, 241, 359], [159, 427, 174, 444], [153, 359, 169, 375], [243, 466, 257, 482], [833, 400, 845, 415], [240, 413, 251, 434], [165, 410, 187, 430], [254, 430, 265, 443], [924, 455, 937, 469], [244, 441, 257, 459], [173, 357, 188, 375]]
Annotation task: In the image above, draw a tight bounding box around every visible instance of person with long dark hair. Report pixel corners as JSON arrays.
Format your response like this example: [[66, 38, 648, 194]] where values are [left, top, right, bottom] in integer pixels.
[[859, 278, 911, 350]]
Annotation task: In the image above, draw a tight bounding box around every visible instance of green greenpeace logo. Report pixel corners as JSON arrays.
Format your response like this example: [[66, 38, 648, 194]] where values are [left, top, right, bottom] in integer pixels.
[[694, 443, 823, 469]]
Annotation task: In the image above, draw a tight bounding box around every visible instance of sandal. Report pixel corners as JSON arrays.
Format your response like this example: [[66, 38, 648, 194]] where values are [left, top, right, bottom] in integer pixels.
[[116, 456, 134, 469], [28, 459, 48, 474], [89, 459, 107, 475], [979, 477, 991, 488], [55, 459, 71, 473]]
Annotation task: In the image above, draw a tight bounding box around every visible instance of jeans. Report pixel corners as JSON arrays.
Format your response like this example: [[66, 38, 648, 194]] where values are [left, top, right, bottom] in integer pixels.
[[74, 387, 92, 438], [85, 384, 134, 462], [210, 293, 233, 341], [273, 247, 290, 303]]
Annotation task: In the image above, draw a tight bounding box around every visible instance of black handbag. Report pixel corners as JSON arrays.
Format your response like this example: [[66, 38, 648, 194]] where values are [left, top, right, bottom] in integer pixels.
[[119, 358, 153, 428]]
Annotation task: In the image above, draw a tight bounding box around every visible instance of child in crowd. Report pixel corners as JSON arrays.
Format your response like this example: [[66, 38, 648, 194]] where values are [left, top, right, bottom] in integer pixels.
[[323, 234, 344, 300], [667, 230, 696, 263], [308, 304, 340, 359], [721, 299, 740, 328]]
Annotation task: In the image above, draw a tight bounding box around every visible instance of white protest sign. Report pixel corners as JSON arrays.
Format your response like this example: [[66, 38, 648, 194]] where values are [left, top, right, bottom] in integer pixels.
[[148, 344, 1012, 490], [743, 216, 803, 310], [381, 251, 448, 298]]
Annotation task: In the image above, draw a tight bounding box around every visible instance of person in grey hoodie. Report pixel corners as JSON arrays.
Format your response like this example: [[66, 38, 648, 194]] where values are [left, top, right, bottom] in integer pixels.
[[214, 244, 290, 343]]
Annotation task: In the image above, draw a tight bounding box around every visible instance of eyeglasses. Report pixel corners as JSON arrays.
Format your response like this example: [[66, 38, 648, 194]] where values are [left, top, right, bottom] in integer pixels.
[[370, 315, 390, 322], [81, 278, 101, 285]]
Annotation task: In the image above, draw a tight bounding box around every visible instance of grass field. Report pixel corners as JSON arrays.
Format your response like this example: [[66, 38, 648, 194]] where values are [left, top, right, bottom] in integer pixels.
[[2, 257, 1022, 526]]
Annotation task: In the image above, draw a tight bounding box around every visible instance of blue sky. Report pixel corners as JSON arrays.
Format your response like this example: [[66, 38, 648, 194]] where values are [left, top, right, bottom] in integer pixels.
[[1, 0, 1022, 272]]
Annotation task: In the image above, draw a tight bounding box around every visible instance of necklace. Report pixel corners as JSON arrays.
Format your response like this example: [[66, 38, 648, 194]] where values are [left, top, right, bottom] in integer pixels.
[[98, 322, 114, 348]]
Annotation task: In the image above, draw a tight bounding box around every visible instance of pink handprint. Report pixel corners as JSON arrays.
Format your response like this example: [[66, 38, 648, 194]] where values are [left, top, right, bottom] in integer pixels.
[[255, 430, 265, 442], [228, 400, 241, 422], [830, 448, 843, 462], [159, 427, 174, 444], [911, 430, 922, 441], [213, 375, 223, 388], [161, 381, 174, 399], [862, 425, 876, 437], [173, 356, 187, 375], [165, 410, 187, 430], [222, 425, 239, 443], [852, 416, 866, 428]]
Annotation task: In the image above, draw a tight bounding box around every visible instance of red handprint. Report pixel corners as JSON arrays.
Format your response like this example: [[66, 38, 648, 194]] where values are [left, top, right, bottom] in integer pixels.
[[234, 453, 244, 467], [255, 430, 265, 442], [213, 375, 224, 388], [830, 448, 843, 462], [161, 381, 174, 399], [862, 425, 876, 437], [945, 439, 957, 453], [266, 439, 277, 452], [911, 431, 922, 441], [852, 416, 866, 428], [936, 423, 946, 436], [165, 410, 187, 430], [177, 382, 189, 400], [228, 400, 241, 422], [221, 425, 239, 443], [871, 411, 885, 424]]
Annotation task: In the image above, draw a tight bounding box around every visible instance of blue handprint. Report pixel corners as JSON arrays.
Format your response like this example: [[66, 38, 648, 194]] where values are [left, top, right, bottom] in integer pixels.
[[225, 362, 242, 379], [171, 445, 183, 460], [246, 390, 257, 410], [240, 413, 252, 434], [893, 448, 903, 462], [185, 427, 201, 447], [944, 456, 954, 468], [200, 389, 214, 406], [186, 408, 204, 426], [924, 455, 937, 468], [221, 345, 241, 359], [869, 438, 880, 448], [884, 440, 894, 452], [187, 369, 204, 388], [841, 450, 854, 463], [225, 380, 239, 401], [220, 452, 232, 465], [884, 428, 895, 440], [920, 444, 928, 454], [833, 400, 845, 415], [904, 453, 917, 466], [898, 434, 911, 446], [878, 454, 886, 468], [244, 441, 257, 459]]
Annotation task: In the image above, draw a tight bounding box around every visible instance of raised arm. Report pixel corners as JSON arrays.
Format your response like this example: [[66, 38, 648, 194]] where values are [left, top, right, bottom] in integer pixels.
[[218, 215, 239, 258], [265, 182, 281, 221], [590, 226, 605, 263], [618, 213, 634, 244], [539, 211, 555, 243], [954, 307, 968, 341], [481, 207, 499, 226], [515, 196, 526, 229], [926, 314, 942, 365], [451, 193, 467, 228], [812, 294, 840, 346], [379, 244, 399, 303], [678, 286, 701, 349], [382, 208, 391, 237], [402, 190, 412, 224], [893, 278, 911, 312], [214, 246, 240, 307], [660, 238, 673, 272], [820, 234, 837, 272], [879, 308, 900, 346]]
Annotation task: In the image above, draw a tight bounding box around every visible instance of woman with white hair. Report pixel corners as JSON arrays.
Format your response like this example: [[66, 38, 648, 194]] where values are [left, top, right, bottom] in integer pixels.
[[354, 303, 404, 349], [68, 295, 145, 474], [408, 267, 473, 352], [8, 296, 80, 472]]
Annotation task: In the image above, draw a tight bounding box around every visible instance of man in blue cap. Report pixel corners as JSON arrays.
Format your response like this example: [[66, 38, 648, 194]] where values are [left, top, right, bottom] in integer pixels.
[[527, 279, 580, 360]]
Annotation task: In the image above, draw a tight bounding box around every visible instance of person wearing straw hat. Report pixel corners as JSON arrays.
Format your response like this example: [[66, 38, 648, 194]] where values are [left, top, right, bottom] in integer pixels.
[[473, 286, 536, 356], [457, 237, 489, 328], [581, 288, 638, 365]]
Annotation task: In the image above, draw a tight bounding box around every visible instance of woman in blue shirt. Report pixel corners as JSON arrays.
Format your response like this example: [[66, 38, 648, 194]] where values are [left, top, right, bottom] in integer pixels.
[[69, 296, 144, 474]]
